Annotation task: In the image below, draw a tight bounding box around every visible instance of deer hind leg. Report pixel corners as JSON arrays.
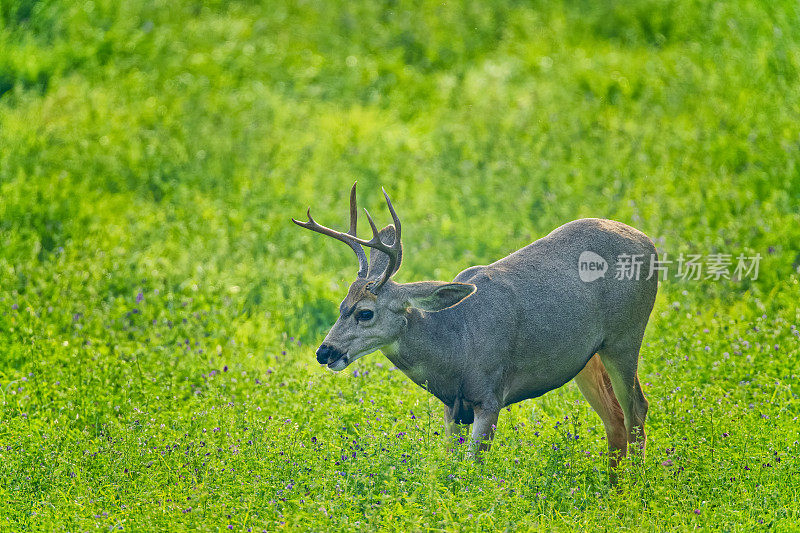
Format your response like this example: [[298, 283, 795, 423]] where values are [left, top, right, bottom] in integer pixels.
[[598, 342, 649, 461], [574, 353, 628, 484]]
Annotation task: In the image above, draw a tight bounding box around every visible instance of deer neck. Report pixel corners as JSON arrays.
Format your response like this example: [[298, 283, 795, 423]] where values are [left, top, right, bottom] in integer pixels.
[[379, 309, 462, 404]]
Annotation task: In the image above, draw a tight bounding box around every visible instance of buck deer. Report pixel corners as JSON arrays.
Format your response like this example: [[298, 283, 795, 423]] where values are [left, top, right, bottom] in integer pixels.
[[293, 184, 657, 482]]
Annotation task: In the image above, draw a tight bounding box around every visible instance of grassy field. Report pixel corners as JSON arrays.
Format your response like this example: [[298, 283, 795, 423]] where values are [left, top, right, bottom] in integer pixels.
[[1, 0, 800, 530]]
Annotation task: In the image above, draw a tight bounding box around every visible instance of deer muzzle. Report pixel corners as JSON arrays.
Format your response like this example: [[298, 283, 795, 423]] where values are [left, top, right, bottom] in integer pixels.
[[316, 344, 346, 366]]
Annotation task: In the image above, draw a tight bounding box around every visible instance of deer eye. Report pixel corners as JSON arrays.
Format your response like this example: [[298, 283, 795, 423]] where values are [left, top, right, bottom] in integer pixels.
[[356, 309, 374, 322]]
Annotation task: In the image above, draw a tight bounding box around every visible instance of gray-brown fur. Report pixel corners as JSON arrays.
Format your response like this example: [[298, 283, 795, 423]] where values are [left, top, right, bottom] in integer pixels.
[[294, 187, 657, 482]]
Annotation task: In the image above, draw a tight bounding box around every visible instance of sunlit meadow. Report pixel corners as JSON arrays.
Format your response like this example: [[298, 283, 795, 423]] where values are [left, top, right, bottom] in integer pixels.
[[1, 0, 799, 530]]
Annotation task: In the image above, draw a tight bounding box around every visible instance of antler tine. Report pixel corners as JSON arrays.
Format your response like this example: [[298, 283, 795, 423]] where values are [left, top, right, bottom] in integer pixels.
[[348, 182, 359, 236], [379, 190, 403, 290], [382, 187, 401, 237], [363, 207, 381, 241], [380, 188, 402, 280], [291, 186, 369, 278]]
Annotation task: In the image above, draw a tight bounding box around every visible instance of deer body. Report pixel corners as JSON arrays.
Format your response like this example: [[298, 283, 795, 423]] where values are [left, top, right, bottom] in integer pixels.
[[386, 218, 656, 416], [294, 185, 656, 483]]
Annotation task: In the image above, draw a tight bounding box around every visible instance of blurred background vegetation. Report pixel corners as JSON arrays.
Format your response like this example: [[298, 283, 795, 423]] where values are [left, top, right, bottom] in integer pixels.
[[0, 0, 799, 530]]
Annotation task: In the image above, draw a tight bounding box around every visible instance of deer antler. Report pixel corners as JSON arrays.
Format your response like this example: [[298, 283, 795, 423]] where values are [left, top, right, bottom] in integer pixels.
[[292, 185, 403, 292], [292, 182, 369, 278], [361, 188, 402, 293]]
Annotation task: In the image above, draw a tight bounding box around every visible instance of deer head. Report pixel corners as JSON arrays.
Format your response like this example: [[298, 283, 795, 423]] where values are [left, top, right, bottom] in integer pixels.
[[293, 183, 476, 371]]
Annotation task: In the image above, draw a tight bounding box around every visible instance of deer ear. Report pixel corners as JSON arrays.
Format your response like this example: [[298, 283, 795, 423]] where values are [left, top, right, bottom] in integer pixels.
[[403, 281, 476, 312]]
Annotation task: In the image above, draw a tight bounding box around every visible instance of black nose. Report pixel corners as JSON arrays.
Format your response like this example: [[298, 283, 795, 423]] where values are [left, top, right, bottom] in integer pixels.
[[316, 344, 332, 364]]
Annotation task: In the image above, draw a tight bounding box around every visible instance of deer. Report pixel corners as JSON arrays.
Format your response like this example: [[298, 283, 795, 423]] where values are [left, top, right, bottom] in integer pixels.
[[293, 183, 657, 483]]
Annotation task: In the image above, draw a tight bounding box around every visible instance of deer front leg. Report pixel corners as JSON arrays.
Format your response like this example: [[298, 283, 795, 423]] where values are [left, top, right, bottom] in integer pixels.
[[443, 404, 470, 442], [467, 406, 499, 461]]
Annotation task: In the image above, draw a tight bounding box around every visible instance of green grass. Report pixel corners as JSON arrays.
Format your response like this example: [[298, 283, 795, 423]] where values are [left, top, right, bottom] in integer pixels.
[[1, 0, 800, 530]]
